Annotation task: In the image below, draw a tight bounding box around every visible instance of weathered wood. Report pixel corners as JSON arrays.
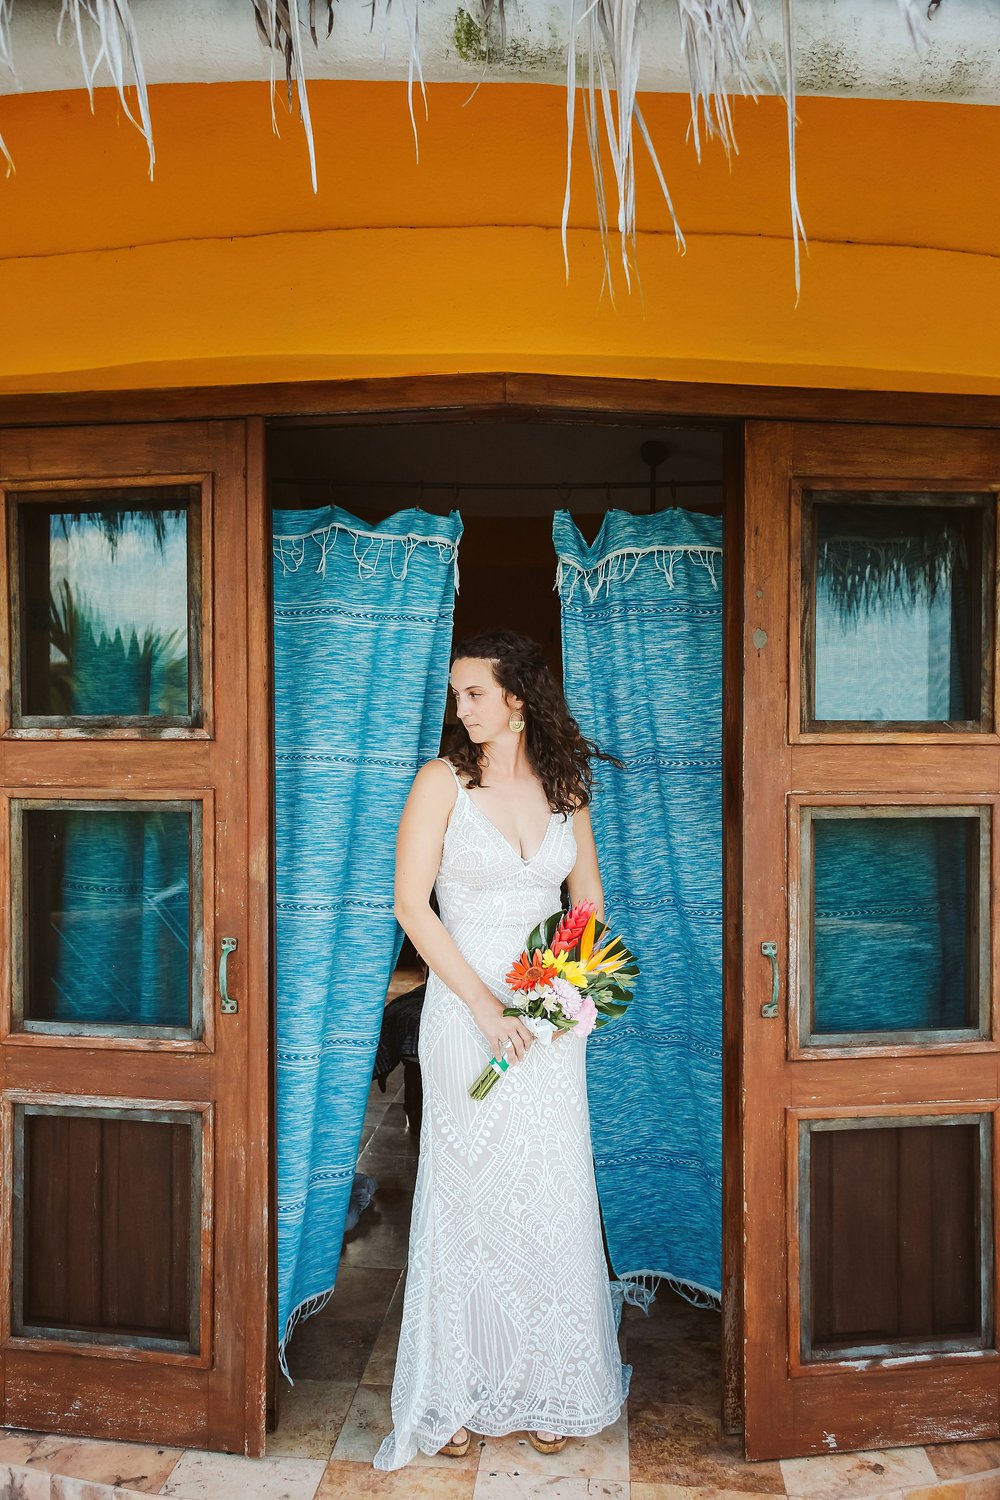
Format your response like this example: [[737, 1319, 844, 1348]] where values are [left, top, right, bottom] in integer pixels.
[[721, 427, 745, 1436], [0, 421, 267, 1454], [742, 420, 1000, 1460], [0, 374, 999, 431]]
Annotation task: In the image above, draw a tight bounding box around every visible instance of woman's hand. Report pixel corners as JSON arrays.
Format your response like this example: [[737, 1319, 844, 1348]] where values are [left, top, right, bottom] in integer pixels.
[[473, 998, 535, 1065]]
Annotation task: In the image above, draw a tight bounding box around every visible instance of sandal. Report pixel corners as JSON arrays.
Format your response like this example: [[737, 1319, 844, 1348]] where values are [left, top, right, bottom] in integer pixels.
[[440, 1427, 471, 1458], [526, 1430, 568, 1454]]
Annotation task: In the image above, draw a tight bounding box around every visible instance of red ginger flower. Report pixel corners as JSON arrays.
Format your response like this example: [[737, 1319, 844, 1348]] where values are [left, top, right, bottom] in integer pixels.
[[550, 900, 598, 956], [506, 949, 558, 991]]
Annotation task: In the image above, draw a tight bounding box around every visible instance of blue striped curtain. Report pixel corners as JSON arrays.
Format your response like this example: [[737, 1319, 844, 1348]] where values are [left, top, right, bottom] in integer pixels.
[[272, 504, 461, 1369], [555, 508, 723, 1307]]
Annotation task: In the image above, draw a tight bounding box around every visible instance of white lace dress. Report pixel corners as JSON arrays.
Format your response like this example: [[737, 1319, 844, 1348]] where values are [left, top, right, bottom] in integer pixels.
[[374, 762, 631, 1471]]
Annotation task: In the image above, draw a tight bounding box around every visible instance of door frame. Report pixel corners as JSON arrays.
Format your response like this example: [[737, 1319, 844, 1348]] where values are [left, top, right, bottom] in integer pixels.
[[2, 376, 1000, 1451]]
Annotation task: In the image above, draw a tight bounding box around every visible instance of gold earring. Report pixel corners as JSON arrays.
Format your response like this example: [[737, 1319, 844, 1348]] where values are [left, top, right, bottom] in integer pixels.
[[508, 710, 525, 733]]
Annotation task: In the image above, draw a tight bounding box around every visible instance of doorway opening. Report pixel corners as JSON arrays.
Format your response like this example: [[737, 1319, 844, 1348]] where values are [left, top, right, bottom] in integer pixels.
[[267, 413, 734, 1461]]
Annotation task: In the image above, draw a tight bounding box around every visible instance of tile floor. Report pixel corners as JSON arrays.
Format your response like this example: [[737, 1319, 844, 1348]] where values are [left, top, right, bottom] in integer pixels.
[[1, 1075, 999, 1500]]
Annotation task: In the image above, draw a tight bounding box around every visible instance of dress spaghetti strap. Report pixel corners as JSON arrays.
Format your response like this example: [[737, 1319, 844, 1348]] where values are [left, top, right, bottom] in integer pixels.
[[435, 756, 463, 788]]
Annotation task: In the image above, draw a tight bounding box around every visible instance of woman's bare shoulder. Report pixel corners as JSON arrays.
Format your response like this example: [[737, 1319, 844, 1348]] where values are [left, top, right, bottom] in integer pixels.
[[410, 758, 462, 799]]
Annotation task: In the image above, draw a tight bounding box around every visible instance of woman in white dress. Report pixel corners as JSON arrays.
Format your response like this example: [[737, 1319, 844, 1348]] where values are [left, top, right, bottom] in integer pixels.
[[374, 629, 631, 1471]]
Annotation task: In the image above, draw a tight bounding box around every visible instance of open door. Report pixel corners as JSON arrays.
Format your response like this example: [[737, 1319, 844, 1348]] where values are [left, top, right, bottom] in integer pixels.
[[742, 420, 1000, 1458], [0, 421, 270, 1454]]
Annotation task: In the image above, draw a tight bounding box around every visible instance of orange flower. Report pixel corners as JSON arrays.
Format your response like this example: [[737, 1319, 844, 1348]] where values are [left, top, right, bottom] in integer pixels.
[[506, 949, 559, 991]]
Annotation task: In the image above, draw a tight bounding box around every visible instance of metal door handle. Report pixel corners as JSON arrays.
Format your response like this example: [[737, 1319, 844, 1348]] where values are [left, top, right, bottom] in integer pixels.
[[760, 941, 779, 1018], [219, 936, 238, 1014]]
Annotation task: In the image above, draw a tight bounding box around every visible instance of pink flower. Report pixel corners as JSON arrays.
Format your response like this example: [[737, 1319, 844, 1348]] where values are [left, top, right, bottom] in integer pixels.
[[573, 994, 599, 1038], [550, 976, 582, 1018]]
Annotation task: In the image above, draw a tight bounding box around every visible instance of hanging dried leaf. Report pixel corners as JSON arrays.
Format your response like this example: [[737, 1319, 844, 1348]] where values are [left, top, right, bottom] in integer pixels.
[[563, 0, 807, 298], [0, 0, 13, 173], [897, 0, 931, 50], [58, 0, 154, 176], [251, 0, 336, 190]]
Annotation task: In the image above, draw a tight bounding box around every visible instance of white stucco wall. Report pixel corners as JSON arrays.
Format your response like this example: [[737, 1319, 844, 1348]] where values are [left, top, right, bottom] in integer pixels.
[[1, 0, 999, 103]]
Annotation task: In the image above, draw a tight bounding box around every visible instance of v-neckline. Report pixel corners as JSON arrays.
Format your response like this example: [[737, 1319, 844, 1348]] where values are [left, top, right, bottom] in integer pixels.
[[459, 785, 559, 865]]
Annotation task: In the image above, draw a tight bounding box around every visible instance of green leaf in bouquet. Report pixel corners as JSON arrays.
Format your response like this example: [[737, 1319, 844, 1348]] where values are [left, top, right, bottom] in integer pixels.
[[598, 1000, 630, 1018]]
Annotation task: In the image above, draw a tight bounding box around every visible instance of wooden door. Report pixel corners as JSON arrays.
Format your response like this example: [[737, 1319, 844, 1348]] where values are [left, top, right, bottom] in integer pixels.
[[742, 421, 1000, 1458], [0, 421, 270, 1454]]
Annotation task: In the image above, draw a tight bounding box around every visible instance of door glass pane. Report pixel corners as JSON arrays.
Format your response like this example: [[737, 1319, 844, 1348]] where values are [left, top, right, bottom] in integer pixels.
[[14, 487, 200, 723], [801, 808, 988, 1044], [16, 801, 201, 1037], [804, 493, 993, 730], [801, 1117, 991, 1361], [14, 1105, 201, 1352]]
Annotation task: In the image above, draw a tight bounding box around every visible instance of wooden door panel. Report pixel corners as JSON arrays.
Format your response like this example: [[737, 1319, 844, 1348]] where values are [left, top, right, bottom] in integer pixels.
[[4, 1357, 210, 1447], [0, 422, 268, 1454], [742, 420, 1000, 1458]]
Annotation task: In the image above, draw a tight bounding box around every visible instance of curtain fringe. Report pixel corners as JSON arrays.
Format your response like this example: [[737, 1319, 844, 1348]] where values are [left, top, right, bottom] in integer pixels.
[[273, 521, 460, 591], [610, 1270, 722, 1325], [556, 544, 722, 604], [278, 1286, 337, 1383]]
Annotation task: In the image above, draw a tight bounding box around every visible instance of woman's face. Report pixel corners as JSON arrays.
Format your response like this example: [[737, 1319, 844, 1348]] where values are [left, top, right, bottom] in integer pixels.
[[450, 657, 523, 744]]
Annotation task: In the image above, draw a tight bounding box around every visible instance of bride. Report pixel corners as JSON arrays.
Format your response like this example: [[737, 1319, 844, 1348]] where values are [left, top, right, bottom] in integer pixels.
[[374, 629, 631, 1471]]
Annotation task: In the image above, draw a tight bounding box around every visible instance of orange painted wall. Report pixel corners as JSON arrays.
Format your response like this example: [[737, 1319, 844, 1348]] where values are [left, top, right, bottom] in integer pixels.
[[0, 79, 997, 395]]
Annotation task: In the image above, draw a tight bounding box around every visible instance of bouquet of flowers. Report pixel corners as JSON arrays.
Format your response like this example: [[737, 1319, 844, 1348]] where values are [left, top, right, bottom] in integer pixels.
[[469, 899, 640, 1100]]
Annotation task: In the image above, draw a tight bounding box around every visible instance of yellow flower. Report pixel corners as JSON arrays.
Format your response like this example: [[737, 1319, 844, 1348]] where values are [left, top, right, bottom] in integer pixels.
[[541, 948, 567, 972], [556, 959, 589, 988]]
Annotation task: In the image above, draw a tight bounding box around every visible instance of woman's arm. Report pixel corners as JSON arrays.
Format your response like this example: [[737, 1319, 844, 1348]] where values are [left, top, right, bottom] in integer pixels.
[[394, 761, 535, 1064], [566, 802, 606, 922]]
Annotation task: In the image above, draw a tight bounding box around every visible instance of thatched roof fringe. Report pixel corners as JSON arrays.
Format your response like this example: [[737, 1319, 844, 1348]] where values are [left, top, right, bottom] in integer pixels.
[[1, 0, 929, 295]]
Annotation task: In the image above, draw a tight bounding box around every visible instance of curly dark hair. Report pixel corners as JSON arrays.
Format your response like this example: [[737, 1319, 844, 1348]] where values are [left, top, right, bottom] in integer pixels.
[[446, 628, 617, 814]]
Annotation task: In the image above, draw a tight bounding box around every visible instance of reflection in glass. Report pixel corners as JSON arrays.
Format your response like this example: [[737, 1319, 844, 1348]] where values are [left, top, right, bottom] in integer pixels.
[[18, 492, 195, 719], [808, 496, 990, 727], [16, 1107, 198, 1350], [21, 805, 194, 1032], [804, 1118, 989, 1360], [809, 811, 984, 1038]]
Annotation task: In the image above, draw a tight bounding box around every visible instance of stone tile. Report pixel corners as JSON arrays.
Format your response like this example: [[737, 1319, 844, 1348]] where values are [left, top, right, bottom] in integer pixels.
[[926, 1442, 1000, 1480], [330, 1386, 478, 1471], [903, 1478, 1000, 1500], [478, 1411, 629, 1482], [780, 1446, 937, 1498], [25, 1439, 181, 1492], [356, 1147, 419, 1187], [628, 1403, 783, 1493], [340, 1206, 411, 1271], [267, 1381, 358, 1460], [360, 1271, 407, 1385], [315, 1268, 401, 1326], [630, 1336, 720, 1415], [475, 1475, 629, 1499], [160, 1451, 326, 1500], [0, 1464, 52, 1499], [50, 1481, 154, 1500], [284, 1312, 384, 1382], [632, 1487, 790, 1500], [316, 1459, 477, 1497], [0, 1431, 45, 1463]]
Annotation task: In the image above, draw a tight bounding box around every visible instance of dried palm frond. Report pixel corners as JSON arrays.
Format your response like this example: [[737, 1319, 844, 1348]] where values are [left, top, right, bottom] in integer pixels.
[[479, 0, 506, 55], [58, 0, 153, 176], [564, 0, 806, 297], [0, 0, 13, 173], [370, 0, 428, 161], [0, 0, 12, 73], [897, 0, 931, 50], [563, 0, 685, 296], [252, 0, 335, 190]]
